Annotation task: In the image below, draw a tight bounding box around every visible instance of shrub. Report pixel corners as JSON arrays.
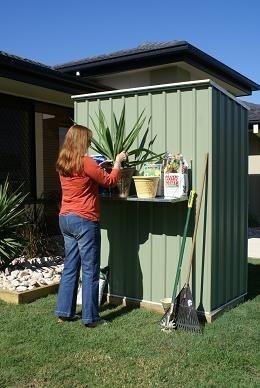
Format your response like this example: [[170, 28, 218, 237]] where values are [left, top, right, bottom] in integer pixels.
[[0, 178, 28, 269], [20, 202, 49, 259]]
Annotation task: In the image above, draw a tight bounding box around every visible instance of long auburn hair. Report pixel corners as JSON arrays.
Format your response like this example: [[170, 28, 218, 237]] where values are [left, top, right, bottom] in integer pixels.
[[56, 124, 92, 176]]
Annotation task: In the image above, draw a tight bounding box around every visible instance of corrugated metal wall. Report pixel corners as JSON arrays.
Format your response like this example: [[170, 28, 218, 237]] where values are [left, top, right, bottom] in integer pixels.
[[211, 89, 248, 310], [74, 81, 248, 314]]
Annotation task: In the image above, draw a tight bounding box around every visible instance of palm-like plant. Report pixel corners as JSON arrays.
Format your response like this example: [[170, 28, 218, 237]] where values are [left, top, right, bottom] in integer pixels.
[[0, 178, 28, 268], [90, 105, 162, 169]]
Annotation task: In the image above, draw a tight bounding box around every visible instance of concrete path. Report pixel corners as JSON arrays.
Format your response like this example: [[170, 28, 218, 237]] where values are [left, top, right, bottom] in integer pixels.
[[248, 228, 260, 258]]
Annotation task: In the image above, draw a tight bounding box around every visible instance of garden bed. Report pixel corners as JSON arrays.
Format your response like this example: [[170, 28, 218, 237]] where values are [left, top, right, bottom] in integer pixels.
[[0, 282, 59, 304], [0, 254, 63, 304]]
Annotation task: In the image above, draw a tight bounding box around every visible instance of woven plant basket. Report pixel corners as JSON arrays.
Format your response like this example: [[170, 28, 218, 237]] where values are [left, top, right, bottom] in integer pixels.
[[117, 168, 136, 198], [132, 176, 160, 198]]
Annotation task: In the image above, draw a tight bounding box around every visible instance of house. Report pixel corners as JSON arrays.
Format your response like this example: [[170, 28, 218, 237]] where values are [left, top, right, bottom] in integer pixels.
[[1, 41, 259, 317], [55, 41, 258, 96], [1, 41, 259, 214], [55, 40, 260, 225], [0, 51, 107, 200]]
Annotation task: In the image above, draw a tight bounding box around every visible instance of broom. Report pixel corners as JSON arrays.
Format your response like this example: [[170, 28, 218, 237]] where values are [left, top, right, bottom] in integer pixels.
[[174, 153, 208, 333], [160, 189, 196, 331]]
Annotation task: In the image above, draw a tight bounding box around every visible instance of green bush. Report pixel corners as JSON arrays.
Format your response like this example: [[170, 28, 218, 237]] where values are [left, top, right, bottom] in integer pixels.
[[0, 178, 28, 268], [20, 202, 49, 259]]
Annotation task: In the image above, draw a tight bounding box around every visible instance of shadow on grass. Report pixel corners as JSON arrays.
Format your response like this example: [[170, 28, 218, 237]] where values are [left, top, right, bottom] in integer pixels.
[[100, 304, 138, 322], [76, 302, 138, 322], [247, 262, 260, 300]]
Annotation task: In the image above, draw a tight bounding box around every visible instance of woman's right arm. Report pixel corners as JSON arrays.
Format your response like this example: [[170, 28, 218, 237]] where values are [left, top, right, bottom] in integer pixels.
[[83, 152, 127, 188]]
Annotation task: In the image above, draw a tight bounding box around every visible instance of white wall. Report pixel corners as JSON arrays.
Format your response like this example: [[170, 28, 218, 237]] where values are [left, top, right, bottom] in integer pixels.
[[91, 62, 243, 96], [96, 65, 190, 89], [0, 77, 73, 107], [249, 155, 260, 175]]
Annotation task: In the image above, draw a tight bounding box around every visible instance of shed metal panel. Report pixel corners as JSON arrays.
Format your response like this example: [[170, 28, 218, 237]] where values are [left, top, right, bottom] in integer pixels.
[[211, 88, 248, 310], [74, 80, 247, 316]]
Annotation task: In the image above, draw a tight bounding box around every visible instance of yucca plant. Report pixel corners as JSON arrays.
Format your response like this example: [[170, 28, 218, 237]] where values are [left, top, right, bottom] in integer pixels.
[[90, 105, 163, 169], [0, 178, 28, 268]]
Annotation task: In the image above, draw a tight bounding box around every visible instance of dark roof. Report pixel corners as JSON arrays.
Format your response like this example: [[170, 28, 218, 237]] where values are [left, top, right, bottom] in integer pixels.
[[0, 51, 52, 69], [54, 41, 260, 96], [243, 101, 260, 123], [0, 51, 108, 94], [54, 41, 183, 69]]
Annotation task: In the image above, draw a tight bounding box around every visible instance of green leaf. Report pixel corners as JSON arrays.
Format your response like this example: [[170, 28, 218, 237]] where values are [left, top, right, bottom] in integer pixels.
[[123, 111, 146, 151], [0, 177, 29, 267], [113, 114, 125, 157], [89, 104, 163, 170]]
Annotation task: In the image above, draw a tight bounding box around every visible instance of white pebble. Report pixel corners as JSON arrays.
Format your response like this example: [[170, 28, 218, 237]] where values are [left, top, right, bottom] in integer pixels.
[[0, 255, 63, 291], [11, 280, 21, 287], [16, 286, 28, 292]]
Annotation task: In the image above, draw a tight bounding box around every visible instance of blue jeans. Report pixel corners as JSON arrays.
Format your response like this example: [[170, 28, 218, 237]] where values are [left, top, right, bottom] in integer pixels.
[[55, 213, 101, 324]]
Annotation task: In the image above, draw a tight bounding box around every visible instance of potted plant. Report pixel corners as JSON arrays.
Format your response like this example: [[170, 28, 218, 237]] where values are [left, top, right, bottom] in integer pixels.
[[90, 105, 162, 197]]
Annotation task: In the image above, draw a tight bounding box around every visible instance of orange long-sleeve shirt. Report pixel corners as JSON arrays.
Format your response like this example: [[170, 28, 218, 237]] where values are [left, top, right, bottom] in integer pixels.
[[59, 155, 120, 221]]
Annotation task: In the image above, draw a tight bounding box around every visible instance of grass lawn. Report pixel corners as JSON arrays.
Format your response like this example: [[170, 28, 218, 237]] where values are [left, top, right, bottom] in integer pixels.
[[0, 261, 259, 388]]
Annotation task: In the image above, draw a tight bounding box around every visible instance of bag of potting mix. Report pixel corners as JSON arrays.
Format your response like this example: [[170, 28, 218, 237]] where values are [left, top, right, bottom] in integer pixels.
[[163, 153, 189, 198], [76, 267, 109, 306]]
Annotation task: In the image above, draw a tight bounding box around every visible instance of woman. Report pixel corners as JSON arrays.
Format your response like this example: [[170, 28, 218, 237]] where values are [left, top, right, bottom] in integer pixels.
[[55, 124, 127, 328]]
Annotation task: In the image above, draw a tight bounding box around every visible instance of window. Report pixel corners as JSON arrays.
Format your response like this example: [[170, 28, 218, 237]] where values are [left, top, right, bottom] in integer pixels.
[[0, 94, 35, 197]]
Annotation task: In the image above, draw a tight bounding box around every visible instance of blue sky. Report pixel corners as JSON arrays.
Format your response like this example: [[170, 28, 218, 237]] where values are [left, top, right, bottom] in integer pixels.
[[1, 0, 260, 102]]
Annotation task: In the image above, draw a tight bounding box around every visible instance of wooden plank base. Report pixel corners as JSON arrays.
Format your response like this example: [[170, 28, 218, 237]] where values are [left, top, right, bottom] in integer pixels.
[[0, 283, 59, 304], [105, 293, 246, 323]]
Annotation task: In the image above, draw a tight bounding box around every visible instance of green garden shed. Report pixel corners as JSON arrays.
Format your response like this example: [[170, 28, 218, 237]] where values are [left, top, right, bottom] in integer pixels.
[[72, 79, 248, 322]]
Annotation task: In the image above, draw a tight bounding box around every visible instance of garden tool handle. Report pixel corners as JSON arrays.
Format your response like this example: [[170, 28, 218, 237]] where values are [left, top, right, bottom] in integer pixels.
[[185, 153, 208, 285], [171, 189, 196, 303], [188, 190, 196, 209]]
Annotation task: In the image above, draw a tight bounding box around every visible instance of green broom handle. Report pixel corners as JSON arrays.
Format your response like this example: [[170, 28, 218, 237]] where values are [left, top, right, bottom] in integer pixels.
[[185, 153, 208, 285], [171, 190, 196, 302]]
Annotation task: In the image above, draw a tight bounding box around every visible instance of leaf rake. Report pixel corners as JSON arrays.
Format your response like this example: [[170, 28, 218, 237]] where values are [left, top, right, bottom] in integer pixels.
[[174, 153, 208, 334], [160, 189, 196, 331], [160, 153, 208, 334]]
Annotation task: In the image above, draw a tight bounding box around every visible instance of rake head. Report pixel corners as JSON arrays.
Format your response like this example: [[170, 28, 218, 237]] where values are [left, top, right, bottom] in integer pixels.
[[174, 285, 202, 334]]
